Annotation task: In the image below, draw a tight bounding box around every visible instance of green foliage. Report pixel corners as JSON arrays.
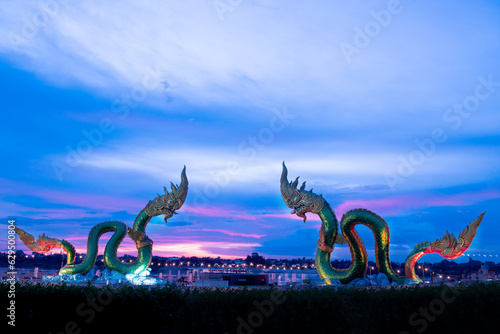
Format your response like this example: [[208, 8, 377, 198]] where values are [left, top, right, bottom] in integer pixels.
[[1, 282, 499, 333]]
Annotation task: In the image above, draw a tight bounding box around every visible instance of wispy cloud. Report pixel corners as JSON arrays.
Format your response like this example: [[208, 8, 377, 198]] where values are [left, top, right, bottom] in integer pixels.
[[186, 228, 265, 239], [1, 1, 500, 262], [334, 189, 500, 217]]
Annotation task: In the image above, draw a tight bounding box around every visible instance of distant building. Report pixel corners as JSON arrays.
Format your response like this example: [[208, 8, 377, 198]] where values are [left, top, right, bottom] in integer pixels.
[[200, 272, 268, 286], [194, 279, 229, 288], [0, 267, 59, 281], [463, 262, 497, 281]]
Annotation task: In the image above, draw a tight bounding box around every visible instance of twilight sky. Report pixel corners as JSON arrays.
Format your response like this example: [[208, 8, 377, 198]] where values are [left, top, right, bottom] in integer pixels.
[[1, 0, 499, 263]]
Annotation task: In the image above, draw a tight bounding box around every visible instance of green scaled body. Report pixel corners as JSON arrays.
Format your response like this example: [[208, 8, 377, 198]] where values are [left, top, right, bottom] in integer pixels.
[[59, 210, 153, 275], [315, 203, 405, 284], [280, 162, 484, 284], [60, 239, 76, 266], [15, 167, 189, 276]]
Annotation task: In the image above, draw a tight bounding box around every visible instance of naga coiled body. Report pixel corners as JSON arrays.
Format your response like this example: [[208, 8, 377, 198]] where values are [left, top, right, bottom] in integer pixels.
[[280, 163, 484, 284], [15, 167, 188, 275]]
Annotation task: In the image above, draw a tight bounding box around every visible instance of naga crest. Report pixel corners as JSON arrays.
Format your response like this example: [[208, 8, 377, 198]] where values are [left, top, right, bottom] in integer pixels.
[[281, 162, 324, 222], [145, 166, 188, 222]]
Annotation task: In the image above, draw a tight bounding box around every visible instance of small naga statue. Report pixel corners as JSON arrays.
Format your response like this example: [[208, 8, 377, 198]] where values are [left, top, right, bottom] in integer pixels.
[[280, 162, 485, 284], [15, 166, 188, 275]]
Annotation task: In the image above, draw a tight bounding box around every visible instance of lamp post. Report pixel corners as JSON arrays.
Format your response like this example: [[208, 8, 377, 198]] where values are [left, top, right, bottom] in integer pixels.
[[418, 265, 425, 283]]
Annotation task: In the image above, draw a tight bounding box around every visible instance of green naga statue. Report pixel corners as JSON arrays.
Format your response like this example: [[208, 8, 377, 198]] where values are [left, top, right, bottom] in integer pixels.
[[15, 167, 188, 275], [280, 163, 484, 284]]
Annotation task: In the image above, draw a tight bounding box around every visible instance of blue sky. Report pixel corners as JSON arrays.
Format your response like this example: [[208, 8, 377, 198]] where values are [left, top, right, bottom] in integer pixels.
[[1, 0, 499, 263]]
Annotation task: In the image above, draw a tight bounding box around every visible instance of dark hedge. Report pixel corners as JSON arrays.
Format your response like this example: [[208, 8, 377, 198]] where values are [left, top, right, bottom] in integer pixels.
[[2, 282, 499, 334]]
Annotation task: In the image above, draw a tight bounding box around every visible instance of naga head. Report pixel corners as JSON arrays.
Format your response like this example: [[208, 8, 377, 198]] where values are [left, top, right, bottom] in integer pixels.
[[280, 162, 325, 222], [14, 227, 62, 253], [145, 166, 188, 223]]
